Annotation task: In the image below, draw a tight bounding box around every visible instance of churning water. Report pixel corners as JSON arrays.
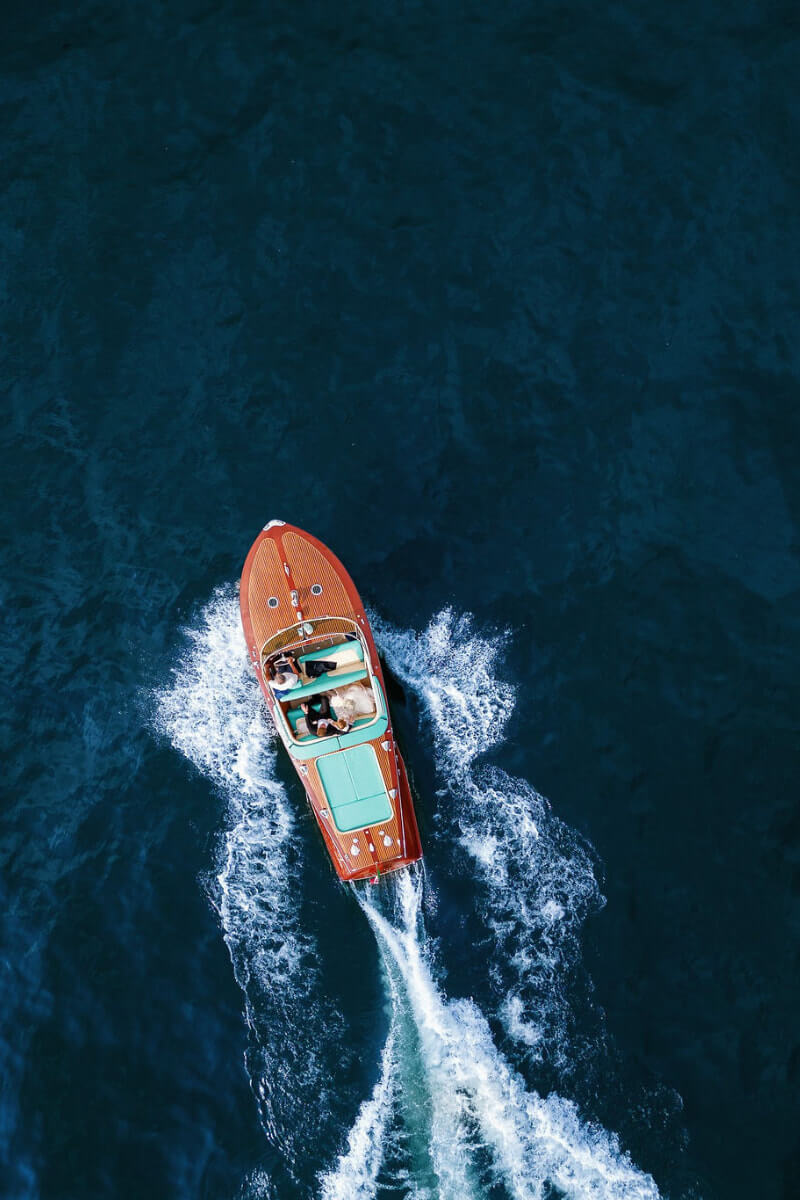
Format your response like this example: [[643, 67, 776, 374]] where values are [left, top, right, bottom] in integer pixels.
[[155, 592, 662, 1198]]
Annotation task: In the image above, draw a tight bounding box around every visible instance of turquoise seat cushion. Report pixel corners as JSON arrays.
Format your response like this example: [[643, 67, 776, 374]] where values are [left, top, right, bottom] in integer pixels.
[[298, 640, 364, 665], [317, 745, 393, 833], [284, 667, 368, 702], [286, 708, 304, 732]]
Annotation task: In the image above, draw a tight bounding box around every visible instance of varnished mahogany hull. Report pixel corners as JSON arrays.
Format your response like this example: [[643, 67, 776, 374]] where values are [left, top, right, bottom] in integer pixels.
[[240, 522, 422, 882]]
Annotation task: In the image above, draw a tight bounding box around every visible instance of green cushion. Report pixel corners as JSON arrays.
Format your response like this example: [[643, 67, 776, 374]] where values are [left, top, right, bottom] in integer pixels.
[[317, 745, 393, 833], [298, 640, 364, 665], [286, 708, 303, 732], [329, 795, 392, 833], [282, 667, 368, 702]]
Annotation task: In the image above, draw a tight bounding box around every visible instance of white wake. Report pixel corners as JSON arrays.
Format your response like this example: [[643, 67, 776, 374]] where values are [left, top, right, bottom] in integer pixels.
[[372, 608, 603, 1073], [354, 870, 659, 1199], [321, 607, 663, 1198], [152, 587, 340, 1180], [154, 595, 663, 1198], [318, 1021, 398, 1200]]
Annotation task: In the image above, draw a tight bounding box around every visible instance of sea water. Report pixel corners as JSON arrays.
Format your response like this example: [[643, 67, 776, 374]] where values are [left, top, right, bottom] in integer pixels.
[[3, 4, 798, 1196]]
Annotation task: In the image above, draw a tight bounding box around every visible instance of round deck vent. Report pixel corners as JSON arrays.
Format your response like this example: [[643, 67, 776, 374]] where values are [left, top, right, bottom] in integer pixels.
[[267, 596, 279, 608], [310, 583, 323, 596]]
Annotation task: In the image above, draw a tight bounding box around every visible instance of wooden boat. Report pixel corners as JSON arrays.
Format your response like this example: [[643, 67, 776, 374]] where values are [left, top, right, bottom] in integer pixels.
[[239, 521, 423, 882]]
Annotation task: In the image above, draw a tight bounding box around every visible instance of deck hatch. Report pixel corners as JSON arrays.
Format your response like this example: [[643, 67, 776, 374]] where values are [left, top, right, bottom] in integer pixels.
[[317, 745, 392, 833]]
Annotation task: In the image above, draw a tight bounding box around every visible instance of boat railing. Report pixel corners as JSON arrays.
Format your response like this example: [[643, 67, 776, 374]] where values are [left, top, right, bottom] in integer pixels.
[[260, 615, 362, 664]]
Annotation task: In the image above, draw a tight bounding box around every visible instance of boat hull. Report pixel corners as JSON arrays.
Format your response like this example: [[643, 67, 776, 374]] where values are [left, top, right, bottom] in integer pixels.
[[239, 521, 422, 882]]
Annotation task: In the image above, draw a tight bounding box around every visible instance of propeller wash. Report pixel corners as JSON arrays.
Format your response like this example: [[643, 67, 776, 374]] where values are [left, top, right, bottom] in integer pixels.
[[155, 595, 661, 1199]]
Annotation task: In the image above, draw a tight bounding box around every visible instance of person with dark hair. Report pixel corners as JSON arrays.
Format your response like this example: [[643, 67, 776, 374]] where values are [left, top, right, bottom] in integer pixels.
[[300, 695, 331, 733], [300, 696, 351, 737]]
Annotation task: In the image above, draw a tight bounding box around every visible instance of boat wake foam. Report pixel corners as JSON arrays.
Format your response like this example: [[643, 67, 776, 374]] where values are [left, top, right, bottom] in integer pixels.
[[318, 1019, 398, 1200], [155, 596, 662, 1197], [320, 609, 660, 1198], [371, 608, 603, 1074], [152, 587, 341, 1180], [336, 869, 659, 1200]]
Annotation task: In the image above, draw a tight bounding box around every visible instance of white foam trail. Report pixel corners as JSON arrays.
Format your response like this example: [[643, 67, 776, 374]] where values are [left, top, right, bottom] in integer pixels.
[[152, 586, 337, 1174], [361, 872, 659, 1200], [151, 588, 306, 991], [153, 596, 664, 1197], [366, 609, 668, 1192], [371, 607, 514, 772], [241, 1168, 277, 1200], [318, 1024, 397, 1200], [372, 608, 601, 1069], [152, 586, 272, 795]]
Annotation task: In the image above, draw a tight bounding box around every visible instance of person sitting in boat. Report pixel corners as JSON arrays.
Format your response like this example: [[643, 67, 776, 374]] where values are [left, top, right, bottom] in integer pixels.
[[268, 651, 302, 696], [300, 697, 352, 737], [314, 715, 351, 736]]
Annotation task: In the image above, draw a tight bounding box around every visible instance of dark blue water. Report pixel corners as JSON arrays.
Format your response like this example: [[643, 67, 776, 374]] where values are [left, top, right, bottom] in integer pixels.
[[2, 3, 799, 1197]]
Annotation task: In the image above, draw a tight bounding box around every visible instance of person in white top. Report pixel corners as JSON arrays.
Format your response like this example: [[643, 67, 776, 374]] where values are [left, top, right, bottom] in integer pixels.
[[269, 652, 302, 697]]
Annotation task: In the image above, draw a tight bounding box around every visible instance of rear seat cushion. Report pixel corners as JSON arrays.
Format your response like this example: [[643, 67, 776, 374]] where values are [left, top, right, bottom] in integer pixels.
[[284, 666, 368, 702]]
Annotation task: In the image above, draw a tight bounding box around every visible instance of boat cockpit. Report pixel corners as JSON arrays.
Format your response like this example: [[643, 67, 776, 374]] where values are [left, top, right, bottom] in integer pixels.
[[260, 618, 383, 750]]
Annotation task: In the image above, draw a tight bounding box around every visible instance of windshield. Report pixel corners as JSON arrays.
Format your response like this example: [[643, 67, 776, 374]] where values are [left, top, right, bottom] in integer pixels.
[[260, 615, 362, 661]]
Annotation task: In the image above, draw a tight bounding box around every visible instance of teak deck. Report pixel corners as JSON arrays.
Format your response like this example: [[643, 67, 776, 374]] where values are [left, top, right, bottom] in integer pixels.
[[239, 521, 422, 882]]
